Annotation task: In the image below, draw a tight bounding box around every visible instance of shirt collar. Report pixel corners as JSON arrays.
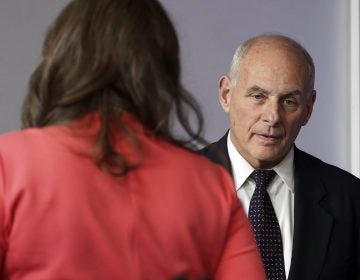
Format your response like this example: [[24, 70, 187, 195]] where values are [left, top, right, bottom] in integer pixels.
[[227, 132, 295, 193]]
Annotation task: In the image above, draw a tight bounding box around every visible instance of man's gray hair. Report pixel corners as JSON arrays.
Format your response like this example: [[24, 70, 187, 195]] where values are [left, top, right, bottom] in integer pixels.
[[228, 33, 315, 91]]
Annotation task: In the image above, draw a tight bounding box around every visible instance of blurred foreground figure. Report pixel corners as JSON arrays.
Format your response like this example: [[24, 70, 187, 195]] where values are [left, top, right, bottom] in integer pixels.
[[0, 0, 265, 279]]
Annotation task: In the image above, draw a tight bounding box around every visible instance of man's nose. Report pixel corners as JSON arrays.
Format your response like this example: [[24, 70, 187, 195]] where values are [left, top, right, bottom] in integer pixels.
[[261, 100, 280, 126]]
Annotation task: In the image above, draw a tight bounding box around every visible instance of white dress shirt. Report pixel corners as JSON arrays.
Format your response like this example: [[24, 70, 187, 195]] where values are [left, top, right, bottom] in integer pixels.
[[227, 133, 294, 278]]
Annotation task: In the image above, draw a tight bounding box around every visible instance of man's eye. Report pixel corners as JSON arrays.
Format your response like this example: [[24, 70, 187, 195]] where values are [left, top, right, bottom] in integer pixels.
[[252, 94, 264, 100], [283, 98, 298, 106]]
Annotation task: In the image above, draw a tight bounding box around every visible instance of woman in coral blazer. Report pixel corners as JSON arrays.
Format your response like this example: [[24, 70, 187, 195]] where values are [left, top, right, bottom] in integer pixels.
[[0, 0, 265, 279]]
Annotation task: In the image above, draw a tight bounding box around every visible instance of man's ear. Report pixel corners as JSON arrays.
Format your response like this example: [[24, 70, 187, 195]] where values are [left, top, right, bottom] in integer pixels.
[[302, 90, 316, 125], [219, 75, 232, 113]]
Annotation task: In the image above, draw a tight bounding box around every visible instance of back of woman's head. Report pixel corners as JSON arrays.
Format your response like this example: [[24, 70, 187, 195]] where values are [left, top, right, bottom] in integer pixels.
[[22, 0, 205, 175]]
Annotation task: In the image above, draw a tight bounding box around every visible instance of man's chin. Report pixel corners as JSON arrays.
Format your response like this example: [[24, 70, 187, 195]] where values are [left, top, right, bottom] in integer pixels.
[[253, 149, 285, 167]]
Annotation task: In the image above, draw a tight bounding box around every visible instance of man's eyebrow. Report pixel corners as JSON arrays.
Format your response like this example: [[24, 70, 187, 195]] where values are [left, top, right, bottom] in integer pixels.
[[246, 85, 270, 94], [246, 86, 303, 98], [281, 90, 302, 97]]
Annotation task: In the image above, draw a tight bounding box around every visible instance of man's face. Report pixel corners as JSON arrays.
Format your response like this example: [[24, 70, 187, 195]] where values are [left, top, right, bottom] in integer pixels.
[[219, 42, 316, 169]]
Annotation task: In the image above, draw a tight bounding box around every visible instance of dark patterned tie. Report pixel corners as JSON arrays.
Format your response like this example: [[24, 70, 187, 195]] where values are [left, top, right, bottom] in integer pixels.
[[248, 170, 286, 280]]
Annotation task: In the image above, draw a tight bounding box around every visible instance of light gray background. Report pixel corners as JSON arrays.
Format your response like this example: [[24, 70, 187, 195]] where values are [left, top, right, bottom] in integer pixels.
[[0, 1, 358, 175]]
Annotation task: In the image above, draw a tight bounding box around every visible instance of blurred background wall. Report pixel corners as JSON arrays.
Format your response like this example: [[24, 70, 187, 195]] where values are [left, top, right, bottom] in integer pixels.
[[0, 0, 359, 177]]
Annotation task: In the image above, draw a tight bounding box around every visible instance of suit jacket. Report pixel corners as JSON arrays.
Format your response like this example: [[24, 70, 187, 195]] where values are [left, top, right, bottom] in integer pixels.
[[200, 132, 360, 280], [0, 116, 265, 280]]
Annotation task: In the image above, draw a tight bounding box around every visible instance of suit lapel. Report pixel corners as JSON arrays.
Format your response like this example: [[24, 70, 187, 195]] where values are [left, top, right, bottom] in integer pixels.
[[200, 132, 233, 175], [288, 148, 334, 280]]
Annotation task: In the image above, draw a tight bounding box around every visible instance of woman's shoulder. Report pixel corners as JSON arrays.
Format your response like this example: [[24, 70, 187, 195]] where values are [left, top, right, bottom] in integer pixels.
[[0, 128, 49, 150]]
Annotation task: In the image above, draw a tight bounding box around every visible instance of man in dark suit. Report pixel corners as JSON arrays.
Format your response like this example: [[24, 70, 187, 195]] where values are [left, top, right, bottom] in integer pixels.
[[201, 34, 360, 280]]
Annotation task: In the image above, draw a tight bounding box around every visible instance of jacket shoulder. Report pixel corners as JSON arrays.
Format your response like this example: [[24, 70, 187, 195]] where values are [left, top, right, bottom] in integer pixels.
[[199, 133, 232, 174], [295, 148, 360, 187]]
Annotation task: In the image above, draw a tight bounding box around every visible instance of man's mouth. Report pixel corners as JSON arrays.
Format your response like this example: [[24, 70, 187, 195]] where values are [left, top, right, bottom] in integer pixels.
[[256, 133, 282, 144]]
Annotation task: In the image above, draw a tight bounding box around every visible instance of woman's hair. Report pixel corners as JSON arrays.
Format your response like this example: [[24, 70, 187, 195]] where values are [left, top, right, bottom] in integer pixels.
[[22, 0, 205, 175]]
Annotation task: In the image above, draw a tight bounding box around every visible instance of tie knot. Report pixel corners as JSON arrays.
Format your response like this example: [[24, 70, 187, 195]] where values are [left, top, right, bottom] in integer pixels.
[[250, 169, 276, 189]]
